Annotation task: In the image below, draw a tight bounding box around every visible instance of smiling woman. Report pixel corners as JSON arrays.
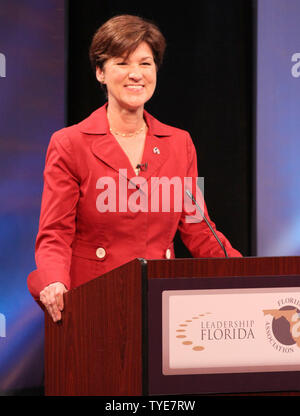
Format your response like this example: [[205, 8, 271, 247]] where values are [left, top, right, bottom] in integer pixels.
[[27, 14, 241, 324], [89, 15, 165, 137], [89, 16, 165, 168], [96, 42, 157, 121]]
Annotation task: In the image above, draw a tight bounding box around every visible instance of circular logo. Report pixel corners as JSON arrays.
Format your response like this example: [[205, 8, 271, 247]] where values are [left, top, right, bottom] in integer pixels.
[[272, 306, 300, 345]]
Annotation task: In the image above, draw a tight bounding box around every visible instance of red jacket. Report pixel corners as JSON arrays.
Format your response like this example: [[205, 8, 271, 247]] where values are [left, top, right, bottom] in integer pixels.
[[27, 104, 241, 299]]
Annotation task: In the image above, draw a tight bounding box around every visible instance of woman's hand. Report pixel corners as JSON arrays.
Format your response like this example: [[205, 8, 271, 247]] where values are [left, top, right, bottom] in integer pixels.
[[39, 282, 68, 322]]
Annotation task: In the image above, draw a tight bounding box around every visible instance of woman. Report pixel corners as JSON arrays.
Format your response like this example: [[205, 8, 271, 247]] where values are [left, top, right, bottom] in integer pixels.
[[27, 15, 241, 322]]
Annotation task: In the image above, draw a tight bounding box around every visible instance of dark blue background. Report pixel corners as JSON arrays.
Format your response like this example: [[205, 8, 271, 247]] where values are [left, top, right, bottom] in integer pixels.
[[0, 0, 65, 393]]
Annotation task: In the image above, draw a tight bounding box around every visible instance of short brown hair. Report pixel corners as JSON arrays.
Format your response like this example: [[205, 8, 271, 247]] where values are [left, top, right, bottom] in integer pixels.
[[89, 15, 166, 72]]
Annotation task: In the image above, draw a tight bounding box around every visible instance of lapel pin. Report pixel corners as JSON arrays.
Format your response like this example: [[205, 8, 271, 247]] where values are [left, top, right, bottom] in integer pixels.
[[153, 147, 160, 154]]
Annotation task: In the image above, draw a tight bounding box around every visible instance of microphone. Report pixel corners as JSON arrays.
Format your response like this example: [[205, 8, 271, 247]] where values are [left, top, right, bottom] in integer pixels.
[[136, 162, 148, 172], [185, 189, 228, 258]]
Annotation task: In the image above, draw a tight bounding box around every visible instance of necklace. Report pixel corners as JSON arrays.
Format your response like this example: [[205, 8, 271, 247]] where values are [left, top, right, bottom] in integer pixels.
[[109, 122, 146, 137]]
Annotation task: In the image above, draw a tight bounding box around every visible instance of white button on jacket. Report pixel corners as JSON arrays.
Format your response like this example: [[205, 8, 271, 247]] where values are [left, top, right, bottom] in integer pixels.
[[96, 247, 106, 259]]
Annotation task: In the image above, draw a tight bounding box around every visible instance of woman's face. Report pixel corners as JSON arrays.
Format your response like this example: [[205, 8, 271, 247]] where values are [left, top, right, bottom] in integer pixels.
[[96, 42, 157, 112]]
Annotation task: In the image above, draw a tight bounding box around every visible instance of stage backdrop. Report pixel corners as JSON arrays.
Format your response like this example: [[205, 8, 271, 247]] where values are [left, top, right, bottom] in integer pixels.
[[67, 0, 254, 257], [0, 1, 65, 393], [2, 0, 300, 395], [256, 0, 300, 256]]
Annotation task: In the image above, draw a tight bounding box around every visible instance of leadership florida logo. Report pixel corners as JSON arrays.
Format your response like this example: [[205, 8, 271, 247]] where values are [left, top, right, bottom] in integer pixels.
[[263, 302, 300, 353], [175, 312, 255, 352]]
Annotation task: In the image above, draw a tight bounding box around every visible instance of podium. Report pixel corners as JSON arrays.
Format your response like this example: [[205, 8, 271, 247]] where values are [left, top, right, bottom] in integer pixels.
[[44, 256, 300, 396]]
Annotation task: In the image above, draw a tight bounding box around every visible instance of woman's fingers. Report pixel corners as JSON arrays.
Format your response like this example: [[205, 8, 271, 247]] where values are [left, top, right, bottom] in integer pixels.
[[47, 299, 61, 322], [56, 289, 65, 312], [39, 282, 68, 322]]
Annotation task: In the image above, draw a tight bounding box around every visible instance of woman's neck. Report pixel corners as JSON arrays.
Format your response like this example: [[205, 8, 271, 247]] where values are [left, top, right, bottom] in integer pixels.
[[106, 102, 145, 135]]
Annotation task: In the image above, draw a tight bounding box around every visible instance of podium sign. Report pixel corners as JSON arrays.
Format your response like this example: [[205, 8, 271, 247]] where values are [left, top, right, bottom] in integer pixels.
[[148, 275, 300, 395], [163, 287, 300, 375]]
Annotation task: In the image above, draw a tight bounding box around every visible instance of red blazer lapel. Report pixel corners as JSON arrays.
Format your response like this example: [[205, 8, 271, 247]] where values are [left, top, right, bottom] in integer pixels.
[[138, 110, 172, 187], [77, 104, 173, 183], [79, 104, 135, 177]]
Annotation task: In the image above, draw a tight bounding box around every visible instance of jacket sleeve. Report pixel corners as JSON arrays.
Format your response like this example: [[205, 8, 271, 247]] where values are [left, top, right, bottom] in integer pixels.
[[27, 130, 80, 299], [178, 134, 242, 258]]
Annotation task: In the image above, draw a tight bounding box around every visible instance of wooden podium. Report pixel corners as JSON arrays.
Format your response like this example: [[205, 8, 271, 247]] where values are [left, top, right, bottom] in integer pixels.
[[44, 256, 300, 396]]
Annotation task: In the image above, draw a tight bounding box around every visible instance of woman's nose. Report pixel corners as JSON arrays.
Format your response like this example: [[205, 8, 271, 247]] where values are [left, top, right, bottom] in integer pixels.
[[128, 69, 142, 81]]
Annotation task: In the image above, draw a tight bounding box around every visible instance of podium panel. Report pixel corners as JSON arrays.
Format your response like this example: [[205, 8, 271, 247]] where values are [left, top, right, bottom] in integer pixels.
[[147, 275, 300, 395], [44, 256, 300, 396], [44, 260, 145, 396]]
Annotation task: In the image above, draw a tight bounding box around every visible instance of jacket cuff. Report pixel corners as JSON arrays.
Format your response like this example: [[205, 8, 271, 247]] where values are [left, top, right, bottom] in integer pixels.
[[27, 268, 70, 300]]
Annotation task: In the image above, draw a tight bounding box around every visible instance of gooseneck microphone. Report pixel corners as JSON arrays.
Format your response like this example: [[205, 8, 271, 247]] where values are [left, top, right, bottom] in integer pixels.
[[185, 189, 228, 258]]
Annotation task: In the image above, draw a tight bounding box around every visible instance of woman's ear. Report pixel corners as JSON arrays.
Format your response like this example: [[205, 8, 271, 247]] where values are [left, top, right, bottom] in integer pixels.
[[96, 67, 105, 84]]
